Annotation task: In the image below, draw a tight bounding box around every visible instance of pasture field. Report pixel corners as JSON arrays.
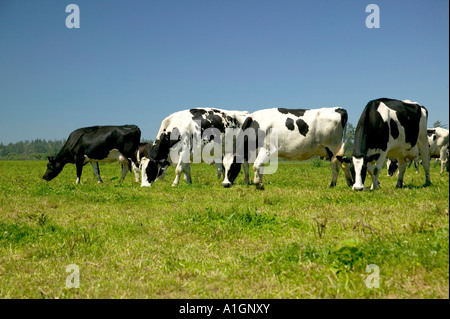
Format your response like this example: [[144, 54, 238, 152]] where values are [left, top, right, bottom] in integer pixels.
[[0, 159, 448, 299]]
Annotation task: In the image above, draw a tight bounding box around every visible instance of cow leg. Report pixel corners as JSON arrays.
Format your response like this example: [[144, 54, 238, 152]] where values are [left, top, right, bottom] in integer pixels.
[[172, 162, 191, 185], [253, 148, 269, 190], [132, 161, 140, 182], [183, 163, 192, 184], [433, 158, 439, 168], [91, 162, 103, 183], [172, 162, 182, 186], [368, 153, 386, 190], [243, 161, 250, 184], [75, 161, 83, 184], [414, 158, 420, 174], [395, 158, 408, 188], [120, 163, 129, 182], [329, 157, 340, 187], [216, 162, 224, 179], [439, 149, 448, 174], [417, 134, 431, 186]]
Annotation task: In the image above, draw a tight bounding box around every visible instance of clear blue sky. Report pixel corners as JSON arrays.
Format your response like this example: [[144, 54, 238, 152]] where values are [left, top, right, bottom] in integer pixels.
[[0, 0, 448, 143]]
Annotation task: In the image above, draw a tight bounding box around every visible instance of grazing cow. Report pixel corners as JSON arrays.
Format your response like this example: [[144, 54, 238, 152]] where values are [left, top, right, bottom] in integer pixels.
[[43, 125, 141, 184], [221, 107, 354, 190], [386, 158, 399, 177], [339, 98, 431, 190], [136, 141, 171, 181], [140, 108, 250, 187]]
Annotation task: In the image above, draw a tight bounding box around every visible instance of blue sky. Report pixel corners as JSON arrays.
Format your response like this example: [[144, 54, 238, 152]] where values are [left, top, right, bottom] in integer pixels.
[[0, 0, 448, 143]]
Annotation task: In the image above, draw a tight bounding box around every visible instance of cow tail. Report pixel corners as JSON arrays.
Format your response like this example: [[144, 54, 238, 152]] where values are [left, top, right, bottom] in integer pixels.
[[339, 121, 347, 156]]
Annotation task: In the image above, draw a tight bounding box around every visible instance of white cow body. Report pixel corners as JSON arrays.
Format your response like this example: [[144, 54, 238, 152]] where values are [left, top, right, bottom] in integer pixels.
[[222, 107, 353, 189]]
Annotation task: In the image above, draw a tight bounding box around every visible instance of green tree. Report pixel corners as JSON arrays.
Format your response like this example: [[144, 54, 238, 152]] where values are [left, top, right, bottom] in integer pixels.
[[344, 123, 355, 156], [433, 121, 448, 129]]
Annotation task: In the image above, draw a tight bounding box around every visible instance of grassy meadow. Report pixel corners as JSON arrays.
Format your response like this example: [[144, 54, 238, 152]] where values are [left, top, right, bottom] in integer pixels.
[[0, 159, 448, 299]]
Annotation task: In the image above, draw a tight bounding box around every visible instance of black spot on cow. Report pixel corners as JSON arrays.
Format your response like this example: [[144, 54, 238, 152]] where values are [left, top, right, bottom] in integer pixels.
[[224, 115, 240, 128], [353, 100, 390, 158], [235, 117, 261, 163], [366, 153, 380, 163], [335, 108, 348, 129], [190, 108, 225, 138], [390, 119, 399, 139], [296, 118, 309, 137], [285, 118, 295, 131], [427, 129, 436, 137], [278, 108, 308, 117], [189, 108, 207, 117], [376, 98, 424, 147]]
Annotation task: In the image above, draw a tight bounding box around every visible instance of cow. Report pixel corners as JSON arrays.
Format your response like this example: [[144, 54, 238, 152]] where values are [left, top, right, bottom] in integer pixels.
[[427, 127, 449, 174], [386, 127, 449, 176], [43, 125, 141, 184], [386, 158, 399, 177], [221, 107, 354, 190], [338, 98, 431, 190], [135, 141, 171, 181], [140, 108, 250, 187]]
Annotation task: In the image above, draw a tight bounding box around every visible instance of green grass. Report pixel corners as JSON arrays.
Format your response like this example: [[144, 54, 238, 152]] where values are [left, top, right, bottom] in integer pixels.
[[0, 160, 448, 298]]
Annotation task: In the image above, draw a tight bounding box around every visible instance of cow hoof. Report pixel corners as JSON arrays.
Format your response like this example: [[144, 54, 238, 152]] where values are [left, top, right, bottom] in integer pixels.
[[222, 182, 232, 188], [256, 183, 265, 190]]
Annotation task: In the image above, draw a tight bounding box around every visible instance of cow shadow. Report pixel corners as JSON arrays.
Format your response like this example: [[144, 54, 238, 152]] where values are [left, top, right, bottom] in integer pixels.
[[400, 182, 433, 190]]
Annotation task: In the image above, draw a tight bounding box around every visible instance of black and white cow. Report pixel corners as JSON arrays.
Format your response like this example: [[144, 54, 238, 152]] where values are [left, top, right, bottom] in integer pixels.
[[340, 98, 431, 190], [140, 108, 250, 187], [427, 127, 449, 174], [386, 158, 397, 177], [386, 127, 449, 176], [221, 107, 354, 189], [43, 125, 141, 184]]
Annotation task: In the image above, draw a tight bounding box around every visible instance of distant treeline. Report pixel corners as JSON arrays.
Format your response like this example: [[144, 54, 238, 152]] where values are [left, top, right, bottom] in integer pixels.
[[0, 138, 153, 160]]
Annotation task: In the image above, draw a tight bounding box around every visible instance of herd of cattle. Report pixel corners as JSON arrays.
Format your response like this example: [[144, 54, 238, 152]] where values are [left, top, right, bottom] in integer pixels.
[[42, 98, 449, 191]]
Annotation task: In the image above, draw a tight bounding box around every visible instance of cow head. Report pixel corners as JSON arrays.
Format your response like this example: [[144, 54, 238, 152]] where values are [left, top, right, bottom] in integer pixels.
[[221, 153, 242, 188], [140, 131, 179, 187], [43, 156, 64, 181], [336, 155, 367, 190], [140, 157, 169, 187], [335, 155, 355, 187]]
